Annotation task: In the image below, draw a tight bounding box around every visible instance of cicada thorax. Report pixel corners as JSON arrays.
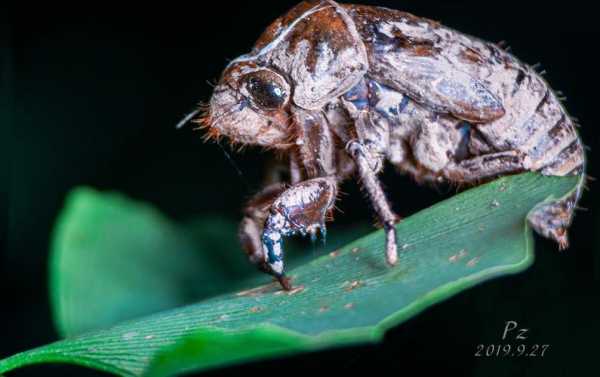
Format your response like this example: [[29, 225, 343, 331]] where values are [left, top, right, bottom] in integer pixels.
[[244, 0, 368, 111]]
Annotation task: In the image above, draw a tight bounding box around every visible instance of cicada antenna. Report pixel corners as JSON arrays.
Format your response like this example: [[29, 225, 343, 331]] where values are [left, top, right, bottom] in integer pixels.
[[215, 141, 252, 191], [175, 107, 252, 191], [175, 109, 201, 129]]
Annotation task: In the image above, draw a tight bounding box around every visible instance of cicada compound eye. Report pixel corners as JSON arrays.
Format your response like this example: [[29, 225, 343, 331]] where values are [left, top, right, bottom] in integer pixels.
[[244, 69, 289, 110]]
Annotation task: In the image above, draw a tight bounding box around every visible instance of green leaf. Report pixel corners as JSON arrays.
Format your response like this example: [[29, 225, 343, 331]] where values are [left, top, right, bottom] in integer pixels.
[[49, 188, 247, 337], [51, 188, 186, 336], [0, 173, 579, 377], [49, 187, 368, 337]]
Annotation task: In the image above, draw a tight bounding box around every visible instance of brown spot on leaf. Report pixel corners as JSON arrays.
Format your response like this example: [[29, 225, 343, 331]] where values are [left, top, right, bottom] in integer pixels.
[[449, 249, 468, 263], [345, 280, 363, 292], [275, 285, 305, 296], [467, 257, 480, 267], [236, 283, 276, 297], [287, 285, 305, 295]]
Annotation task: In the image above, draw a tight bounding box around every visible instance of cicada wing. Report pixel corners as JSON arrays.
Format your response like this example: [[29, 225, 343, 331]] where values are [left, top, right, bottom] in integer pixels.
[[369, 53, 505, 123], [344, 4, 505, 123]]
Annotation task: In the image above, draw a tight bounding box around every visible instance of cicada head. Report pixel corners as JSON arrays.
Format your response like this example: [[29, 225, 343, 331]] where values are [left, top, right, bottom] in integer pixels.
[[194, 0, 368, 147], [199, 61, 292, 148]]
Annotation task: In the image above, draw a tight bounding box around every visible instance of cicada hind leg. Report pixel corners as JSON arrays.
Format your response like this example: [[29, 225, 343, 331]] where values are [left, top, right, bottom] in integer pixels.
[[528, 148, 586, 250], [527, 185, 582, 250]]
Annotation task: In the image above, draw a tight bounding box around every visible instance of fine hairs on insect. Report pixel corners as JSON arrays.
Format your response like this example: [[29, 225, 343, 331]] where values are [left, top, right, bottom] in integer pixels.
[[180, 0, 586, 290]]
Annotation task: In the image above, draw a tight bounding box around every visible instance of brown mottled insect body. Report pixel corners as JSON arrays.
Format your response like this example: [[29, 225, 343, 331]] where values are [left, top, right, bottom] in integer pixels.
[[196, 1, 585, 289]]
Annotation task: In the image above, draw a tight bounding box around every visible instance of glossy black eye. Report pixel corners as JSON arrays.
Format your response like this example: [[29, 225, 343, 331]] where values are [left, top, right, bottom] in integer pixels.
[[245, 71, 288, 110]]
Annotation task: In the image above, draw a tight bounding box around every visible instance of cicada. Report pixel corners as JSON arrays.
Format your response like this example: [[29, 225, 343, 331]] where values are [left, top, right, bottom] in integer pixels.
[[183, 0, 585, 290]]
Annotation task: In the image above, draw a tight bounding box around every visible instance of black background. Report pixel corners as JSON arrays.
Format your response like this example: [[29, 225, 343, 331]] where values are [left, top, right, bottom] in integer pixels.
[[2, 1, 599, 376]]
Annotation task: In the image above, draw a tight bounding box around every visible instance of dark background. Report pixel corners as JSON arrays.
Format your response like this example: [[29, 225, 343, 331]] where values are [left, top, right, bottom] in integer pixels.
[[2, 1, 599, 376]]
